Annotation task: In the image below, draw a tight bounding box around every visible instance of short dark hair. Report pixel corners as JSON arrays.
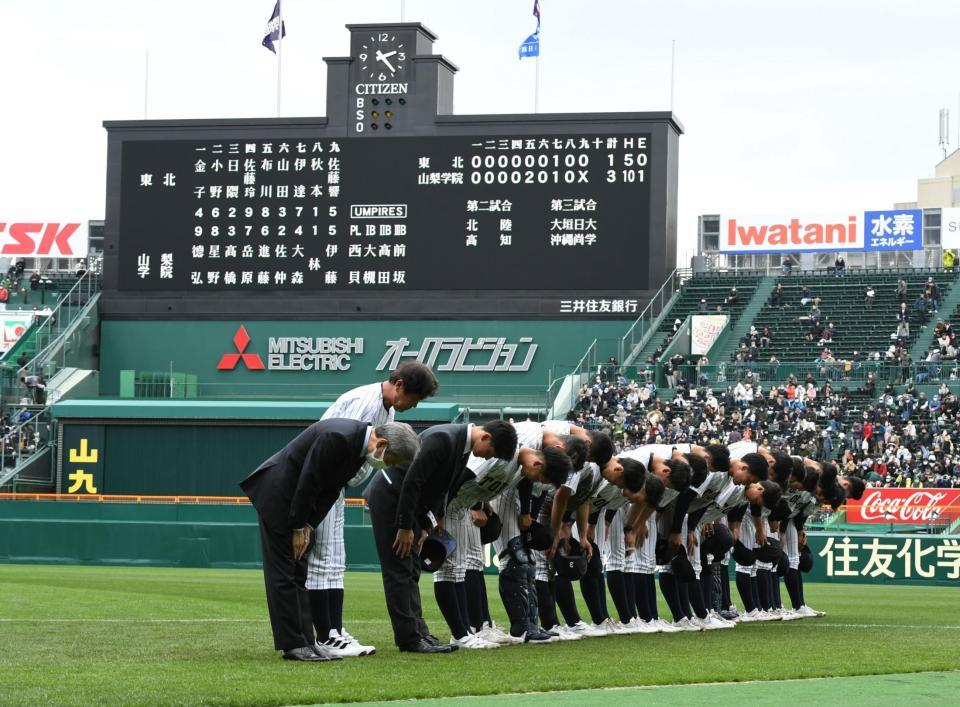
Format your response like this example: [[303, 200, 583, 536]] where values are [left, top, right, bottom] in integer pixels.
[[683, 452, 708, 488], [389, 362, 439, 399], [664, 458, 691, 493], [643, 474, 665, 508], [802, 468, 819, 494], [759, 480, 782, 510], [704, 444, 730, 473], [482, 420, 518, 460], [845, 475, 866, 501], [818, 463, 838, 495], [587, 431, 614, 468], [790, 456, 806, 485], [742, 453, 768, 483], [540, 446, 573, 488], [828, 485, 847, 510], [560, 435, 588, 471], [619, 457, 646, 493], [771, 452, 793, 490]]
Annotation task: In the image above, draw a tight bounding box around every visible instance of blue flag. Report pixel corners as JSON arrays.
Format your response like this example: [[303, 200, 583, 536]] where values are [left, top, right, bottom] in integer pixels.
[[262, 1, 286, 53], [519, 31, 540, 59]]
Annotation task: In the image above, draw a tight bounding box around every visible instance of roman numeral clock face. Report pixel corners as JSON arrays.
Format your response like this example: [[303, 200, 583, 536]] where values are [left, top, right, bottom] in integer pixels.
[[359, 33, 407, 81]]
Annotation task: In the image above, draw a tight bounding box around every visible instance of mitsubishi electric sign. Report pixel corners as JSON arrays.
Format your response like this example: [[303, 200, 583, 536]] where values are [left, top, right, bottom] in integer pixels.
[[217, 325, 363, 372], [215, 326, 537, 373]]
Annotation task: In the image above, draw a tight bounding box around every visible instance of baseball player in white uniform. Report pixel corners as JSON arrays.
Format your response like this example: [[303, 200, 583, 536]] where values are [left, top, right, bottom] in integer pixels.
[[438, 421, 572, 646], [306, 363, 438, 658]]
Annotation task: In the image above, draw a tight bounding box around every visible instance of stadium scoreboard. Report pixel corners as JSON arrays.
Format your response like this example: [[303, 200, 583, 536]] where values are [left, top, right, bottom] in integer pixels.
[[103, 22, 681, 319]]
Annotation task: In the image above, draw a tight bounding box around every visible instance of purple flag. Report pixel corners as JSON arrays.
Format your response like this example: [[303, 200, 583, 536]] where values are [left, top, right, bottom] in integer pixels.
[[262, 1, 286, 53]]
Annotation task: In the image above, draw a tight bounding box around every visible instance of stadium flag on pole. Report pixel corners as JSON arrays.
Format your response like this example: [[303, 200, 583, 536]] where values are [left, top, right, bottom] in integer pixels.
[[262, 1, 286, 53], [519, 31, 540, 59], [519, 0, 541, 59]]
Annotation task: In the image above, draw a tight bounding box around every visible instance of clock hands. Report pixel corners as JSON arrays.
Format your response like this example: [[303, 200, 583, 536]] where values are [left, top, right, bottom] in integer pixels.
[[375, 49, 397, 73]]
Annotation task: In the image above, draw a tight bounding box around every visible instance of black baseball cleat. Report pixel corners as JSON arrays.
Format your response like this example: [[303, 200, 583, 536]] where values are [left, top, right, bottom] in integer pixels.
[[399, 638, 457, 654]]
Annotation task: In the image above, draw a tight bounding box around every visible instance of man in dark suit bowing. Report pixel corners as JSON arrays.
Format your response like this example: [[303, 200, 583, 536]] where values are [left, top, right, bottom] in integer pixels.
[[366, 420, 518, 653], [241, 418, 420, 661]]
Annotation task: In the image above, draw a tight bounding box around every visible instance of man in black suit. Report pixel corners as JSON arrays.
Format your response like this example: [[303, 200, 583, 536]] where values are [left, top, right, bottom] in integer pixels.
[[366, 420, 518, 653], [241, 418, 419, 661]]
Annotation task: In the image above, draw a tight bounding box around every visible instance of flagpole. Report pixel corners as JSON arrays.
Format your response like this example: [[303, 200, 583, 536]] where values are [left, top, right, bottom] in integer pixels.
[[276, 1, 283, 117], [401, 0, 406, 22], [535, 51, 540, 114], [534, 3, 541, 114], [143, 50, 150, 119], [669, 40, 676, 113]]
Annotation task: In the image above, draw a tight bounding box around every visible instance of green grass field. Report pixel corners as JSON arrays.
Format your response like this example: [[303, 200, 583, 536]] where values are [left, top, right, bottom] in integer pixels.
[[0, 564, 957, 706]]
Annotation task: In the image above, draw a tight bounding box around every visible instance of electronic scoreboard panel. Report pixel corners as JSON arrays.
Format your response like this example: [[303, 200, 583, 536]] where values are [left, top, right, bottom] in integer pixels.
[[102, 23, 681, 319]]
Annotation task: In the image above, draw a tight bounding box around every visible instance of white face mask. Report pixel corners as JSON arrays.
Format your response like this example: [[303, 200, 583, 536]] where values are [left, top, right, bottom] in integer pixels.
[[365, 445, 388, 470]]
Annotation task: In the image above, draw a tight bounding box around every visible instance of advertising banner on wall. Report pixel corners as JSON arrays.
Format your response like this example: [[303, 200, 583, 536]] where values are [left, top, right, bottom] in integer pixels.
[[941, 207, 960, 249], [863, 209, 923, 251], [721, 214, 863, 254], [845, 488, 960, 524], [811, 534, 960, 585], [720, 210, 924, 254], [0, 314, 34, 353], [691, 315, 728, 355], [0, 221, 88, 258]]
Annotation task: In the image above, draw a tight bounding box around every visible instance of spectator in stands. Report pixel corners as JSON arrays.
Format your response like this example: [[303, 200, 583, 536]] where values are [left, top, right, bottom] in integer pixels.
[[781, 256, 794, 275], [834, 255, 846, 277], [819, 322, 836, 346], [759, 326, 772, 348], [698, 298, 708, 313], [895, 277, 908, 303], [672, 318, 682, 333], [800, 286, 813, 306], [76, 260, 87, 278], [16, 352, 27, 370], [944, 249, 957, 271], [14, 260, 25, 278], [925, 278, 941, 312], [864, 285, 876, 307], [769, 283, 785, 308], [914, 290, 930, 316], [894, 319, 909, 340], [29, 272, 41, 291], [21, 372, 45, 405], [724, 287, 739, 307]]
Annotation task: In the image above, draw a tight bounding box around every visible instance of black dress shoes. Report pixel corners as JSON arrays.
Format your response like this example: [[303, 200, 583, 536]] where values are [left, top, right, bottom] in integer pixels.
[[398, 638, 456, 654], [282, 645, 340, 661]]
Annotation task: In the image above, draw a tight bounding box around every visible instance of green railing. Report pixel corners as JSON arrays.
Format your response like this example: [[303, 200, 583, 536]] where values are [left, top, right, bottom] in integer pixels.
[[619, 268, 691, 365], [0, 406, 54, 489]]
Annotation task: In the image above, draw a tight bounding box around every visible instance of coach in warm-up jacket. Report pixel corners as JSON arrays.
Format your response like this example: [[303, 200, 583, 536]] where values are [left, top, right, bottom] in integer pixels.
[[241, 418, 419, 661], [366, 421, 517, 653]]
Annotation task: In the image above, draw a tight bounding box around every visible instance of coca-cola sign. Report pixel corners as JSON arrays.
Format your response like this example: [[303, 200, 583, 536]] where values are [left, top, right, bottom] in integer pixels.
[[847, 489, 960, 524]]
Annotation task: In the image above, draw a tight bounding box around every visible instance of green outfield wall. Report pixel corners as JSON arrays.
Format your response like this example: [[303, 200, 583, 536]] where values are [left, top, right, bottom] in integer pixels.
[[98, 319, 626, 401], [2, 501, 958, 586], [51, 400, 459, 497]]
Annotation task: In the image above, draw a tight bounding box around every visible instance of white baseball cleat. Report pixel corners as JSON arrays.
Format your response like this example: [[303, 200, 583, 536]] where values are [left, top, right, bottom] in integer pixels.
[[672, 617, 703, 632], [654, 618, 681, 633], [450, 633, 500, 649], [546, 624, 584, 641], [566, 620, 607, 638]]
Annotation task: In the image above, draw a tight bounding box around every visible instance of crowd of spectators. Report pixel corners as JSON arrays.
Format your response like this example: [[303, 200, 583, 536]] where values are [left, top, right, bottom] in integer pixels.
[[567, 362, 960, 491]]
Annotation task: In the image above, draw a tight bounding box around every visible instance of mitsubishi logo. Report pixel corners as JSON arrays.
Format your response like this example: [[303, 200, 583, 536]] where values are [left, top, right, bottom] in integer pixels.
[[217, 326, 265, 370]]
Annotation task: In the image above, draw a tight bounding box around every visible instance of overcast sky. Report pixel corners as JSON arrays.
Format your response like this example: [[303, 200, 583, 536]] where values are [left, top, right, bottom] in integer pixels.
[[4, 0, 959, 265]]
